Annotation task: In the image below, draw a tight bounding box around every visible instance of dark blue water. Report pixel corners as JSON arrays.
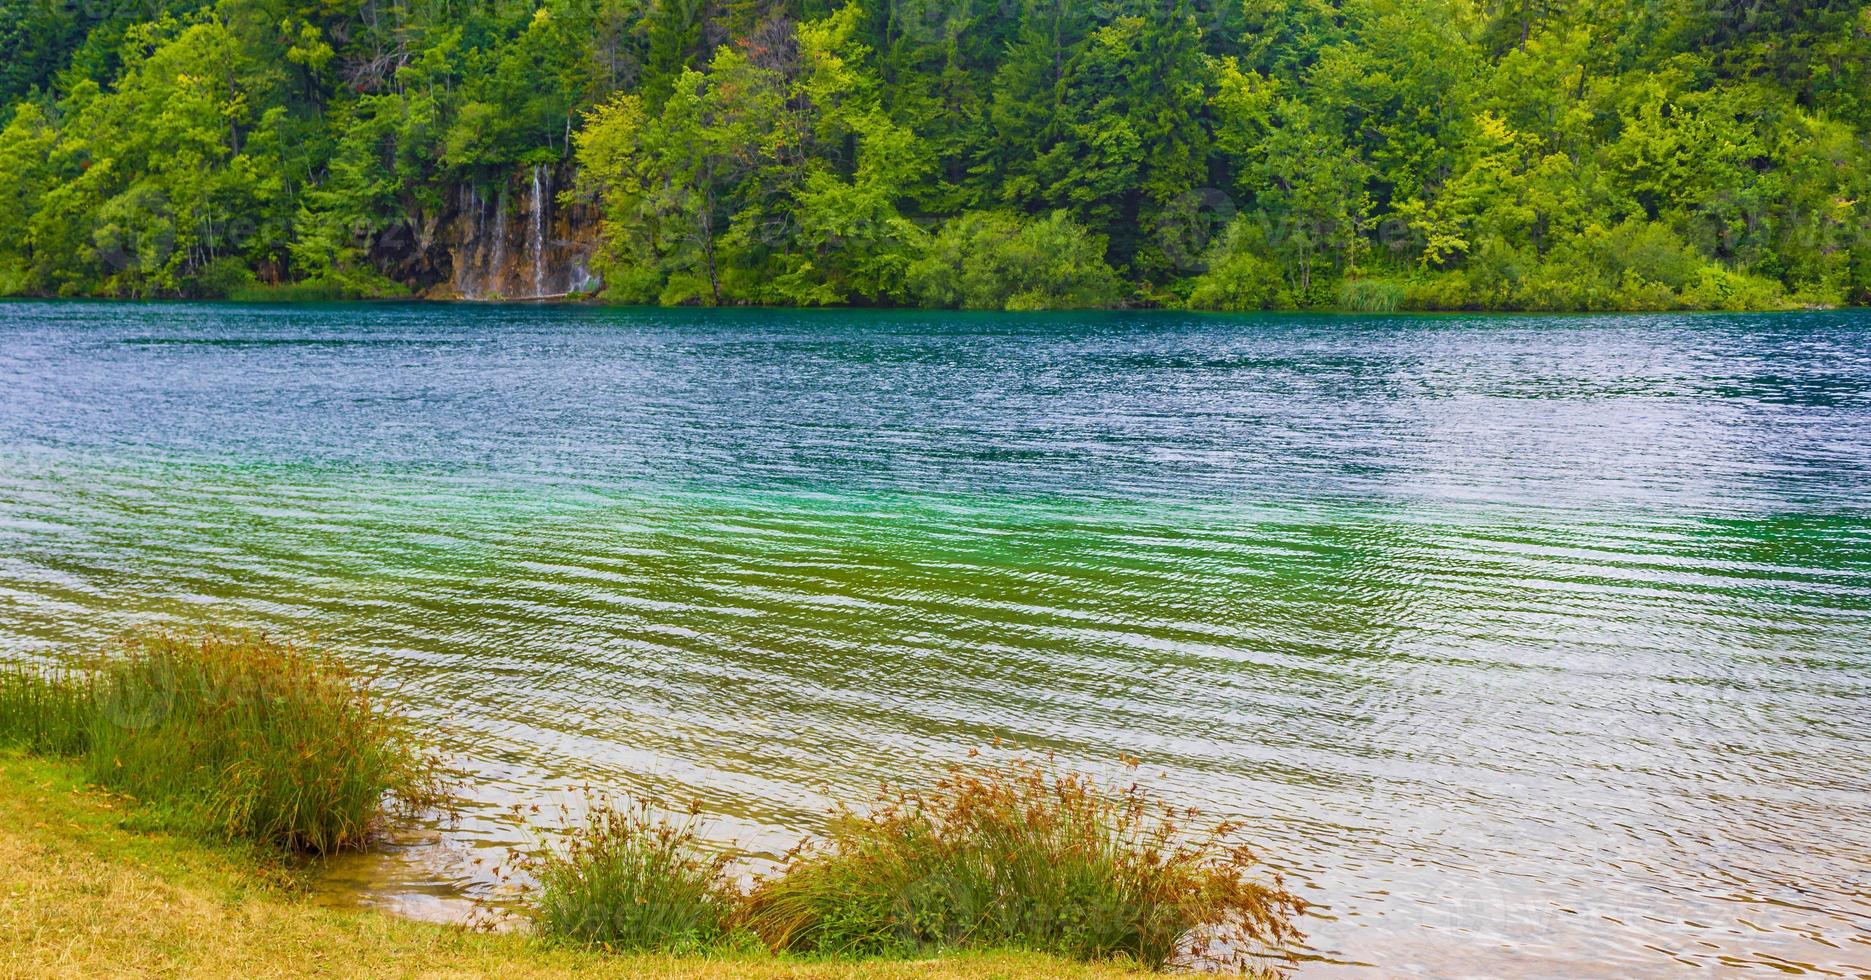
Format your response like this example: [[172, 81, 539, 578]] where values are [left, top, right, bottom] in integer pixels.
[[1, 302, 1868, 976]]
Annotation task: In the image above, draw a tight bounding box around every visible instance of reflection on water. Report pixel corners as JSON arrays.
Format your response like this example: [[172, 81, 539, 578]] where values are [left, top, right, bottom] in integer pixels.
[[1, 302, 1868, 976]]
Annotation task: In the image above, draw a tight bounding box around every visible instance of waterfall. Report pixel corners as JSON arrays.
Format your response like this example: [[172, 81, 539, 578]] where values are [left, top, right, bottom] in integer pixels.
[[530, 164, 547, 299], [463, 185, 481, 299], [488, 186, 509, 299], [568, 253, 596, 296]]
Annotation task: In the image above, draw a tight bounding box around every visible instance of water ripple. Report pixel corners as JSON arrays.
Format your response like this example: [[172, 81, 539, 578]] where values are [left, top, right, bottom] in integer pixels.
[[1, 303, 1868, 975]]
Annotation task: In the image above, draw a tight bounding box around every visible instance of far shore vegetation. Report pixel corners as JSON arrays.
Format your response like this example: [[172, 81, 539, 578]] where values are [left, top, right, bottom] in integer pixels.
[[0, 630, 1305, 975], [1, 1, 1866, 313]]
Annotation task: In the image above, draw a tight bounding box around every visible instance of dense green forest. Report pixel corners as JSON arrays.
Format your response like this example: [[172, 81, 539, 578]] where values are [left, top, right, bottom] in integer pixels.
[[1, 0, 1867, 310]]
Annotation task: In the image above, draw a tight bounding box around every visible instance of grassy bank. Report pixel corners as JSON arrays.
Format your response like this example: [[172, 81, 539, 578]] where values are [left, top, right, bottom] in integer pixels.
[[0, 632, 444, 853], [0, 750, 1143, 979], [3, 632, 1302, 974], [525, 764, 1301, 972]]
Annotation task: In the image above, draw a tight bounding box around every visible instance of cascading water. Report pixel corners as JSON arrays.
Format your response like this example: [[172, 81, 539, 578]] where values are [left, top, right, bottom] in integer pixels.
[[488, 188, 509, 299], [530, 165, 547, 299], [463, 185, 482, 299], [568, 254, 597, 296], [450, 167, 595, 301]]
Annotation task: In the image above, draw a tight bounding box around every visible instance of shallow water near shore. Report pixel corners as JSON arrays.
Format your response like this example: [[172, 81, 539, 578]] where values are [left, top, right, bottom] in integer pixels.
[[1, 301, 1868, 975]]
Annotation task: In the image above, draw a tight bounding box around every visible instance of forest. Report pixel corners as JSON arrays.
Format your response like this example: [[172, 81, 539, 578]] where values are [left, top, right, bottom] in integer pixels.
[[0, 0, 1867, 311]]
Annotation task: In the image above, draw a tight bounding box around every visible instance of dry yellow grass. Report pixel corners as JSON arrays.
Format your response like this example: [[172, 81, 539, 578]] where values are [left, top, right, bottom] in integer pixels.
[[0, 751, 1143, 980]]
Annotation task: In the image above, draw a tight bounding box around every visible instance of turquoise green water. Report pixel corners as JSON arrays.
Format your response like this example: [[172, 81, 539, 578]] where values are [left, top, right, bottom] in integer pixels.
[[1, 302, 1867, 975]]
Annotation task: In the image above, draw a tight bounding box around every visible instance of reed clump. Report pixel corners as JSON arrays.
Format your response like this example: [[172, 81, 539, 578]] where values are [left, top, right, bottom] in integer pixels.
[[0, 664, 93, 756], [1336, 277, 1407, 313], [0, 631, 444, 854], [521, 798, 741, 953], [739, 756, 1306, 971]]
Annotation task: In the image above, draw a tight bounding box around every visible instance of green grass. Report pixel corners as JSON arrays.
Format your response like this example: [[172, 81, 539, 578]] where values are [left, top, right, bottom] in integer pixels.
[[0, 751, 1146, 979], [526, 798, 743, 953], [0, 631, 445, 854], [5, 636, 1308, 973], [739, 757, 1305, 971], [1336, 278, 1407, 313], [518, 757, 1310, 971], [0, 664, 91, 756], [225, 280, 358, 302]]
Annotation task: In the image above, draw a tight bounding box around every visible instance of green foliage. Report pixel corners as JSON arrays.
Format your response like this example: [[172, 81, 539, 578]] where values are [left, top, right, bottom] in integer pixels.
[[740, 757, 1306, 970], [192, 255, 258, 298], [1684, 267, 1795, 312], [908, 211, 1123, 310], [0, 0, 1864, 308], [1184, 217, 1290, 311], [524, 798, 741, 952], [0, 632, 445, 854], [0, 102, 58, 291], [573, 8, 932, 307], [226, 273, 409, 303]]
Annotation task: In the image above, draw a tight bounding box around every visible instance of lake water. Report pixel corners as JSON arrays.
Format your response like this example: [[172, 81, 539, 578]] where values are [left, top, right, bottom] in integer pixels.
[[1, 301, 1867, 976]]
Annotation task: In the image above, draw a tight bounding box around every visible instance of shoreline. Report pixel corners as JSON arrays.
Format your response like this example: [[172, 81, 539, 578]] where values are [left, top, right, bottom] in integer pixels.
[[0, 294, 1854, 315], [0, 750, 1147, 978]]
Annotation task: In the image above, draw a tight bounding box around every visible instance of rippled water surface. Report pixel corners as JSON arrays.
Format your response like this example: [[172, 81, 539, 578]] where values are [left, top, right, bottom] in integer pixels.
[[2, 302, 1868, 976]]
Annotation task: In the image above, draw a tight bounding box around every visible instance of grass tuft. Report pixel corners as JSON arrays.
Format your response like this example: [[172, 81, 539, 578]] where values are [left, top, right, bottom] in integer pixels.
[[0, 630, 445, 854], [0, 751, 1140, 979], [523, 797, 741, 953], [1336, 277, 1407, 313], [0, 664, 93, 756], [739, 756, 1306, 971]]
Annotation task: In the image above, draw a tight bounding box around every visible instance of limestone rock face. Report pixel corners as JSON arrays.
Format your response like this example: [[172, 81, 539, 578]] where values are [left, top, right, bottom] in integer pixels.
[[371, 163, 601, 301]]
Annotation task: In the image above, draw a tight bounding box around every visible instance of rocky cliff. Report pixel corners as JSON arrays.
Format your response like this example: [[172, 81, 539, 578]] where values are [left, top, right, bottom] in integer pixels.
[[372, 163, 602, 301]]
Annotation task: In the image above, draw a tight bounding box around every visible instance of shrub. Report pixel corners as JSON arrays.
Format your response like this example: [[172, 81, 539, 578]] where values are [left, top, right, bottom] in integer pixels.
[[0, 631, 445, 853], [593, 262, 664, 306], [227, 271, 409, 303], [1611, 271, 1681, 311], [524, 798, 739, 952], [1460, 236, 1535, 307], [907, 211, 1124, 311], [1596, 220, 1701, 291], [740, 757, 1305, 970], [1185, 253, 1287, 311], [1683, 266, 1792, 311], [1518, 219, 1703, 310], [1183, 218, 1289, 311], [189, 256, 258, 299], [1401, 271, 1474, 310]]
